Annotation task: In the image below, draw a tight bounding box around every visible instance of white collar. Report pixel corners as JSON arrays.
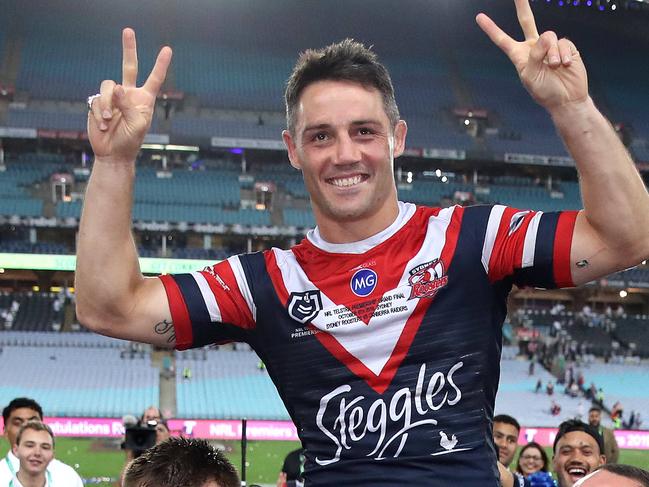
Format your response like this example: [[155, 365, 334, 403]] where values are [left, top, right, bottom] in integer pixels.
[[306, 201, 416, 254]]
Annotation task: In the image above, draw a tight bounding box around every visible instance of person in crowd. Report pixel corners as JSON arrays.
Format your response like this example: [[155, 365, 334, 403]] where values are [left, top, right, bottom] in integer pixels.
[[552, 419, 606, 487], [122, 437, 240, 487], [517, 442, 550, 477], [0, 398, 83, 486], [9, 421, 55, 487], [77, 0, 649, 482], [140, 406, 162, 425], [588, 406, 619, 464]]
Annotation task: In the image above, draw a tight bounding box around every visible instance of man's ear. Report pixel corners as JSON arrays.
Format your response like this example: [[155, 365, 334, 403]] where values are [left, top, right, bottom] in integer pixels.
[[282, 130, 302, 170], [392, 120, 408, 158], [12, 443, 18, 457]]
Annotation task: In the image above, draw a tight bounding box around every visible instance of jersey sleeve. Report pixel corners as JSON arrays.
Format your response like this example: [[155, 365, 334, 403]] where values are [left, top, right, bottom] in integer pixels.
[[480, 205, 578, 289], [159, 255, 257, 350]]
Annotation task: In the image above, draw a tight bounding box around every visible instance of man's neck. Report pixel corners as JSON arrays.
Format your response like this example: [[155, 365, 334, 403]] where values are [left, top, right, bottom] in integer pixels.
[[16, 469, 47, 487]]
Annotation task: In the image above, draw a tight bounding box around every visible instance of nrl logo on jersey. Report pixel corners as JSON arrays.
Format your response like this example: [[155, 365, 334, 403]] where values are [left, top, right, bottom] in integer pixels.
[[288, 290, 323, 324], [407, 259, 448, 300]]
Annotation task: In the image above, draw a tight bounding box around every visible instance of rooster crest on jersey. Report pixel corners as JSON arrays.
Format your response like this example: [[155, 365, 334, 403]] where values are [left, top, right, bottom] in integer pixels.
[[288, 290, 323, 324], [407, 259, 448, 299]]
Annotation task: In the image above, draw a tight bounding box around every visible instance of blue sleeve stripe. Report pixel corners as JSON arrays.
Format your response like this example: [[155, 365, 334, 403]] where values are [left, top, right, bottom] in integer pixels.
[[513, 212, 558, 289]]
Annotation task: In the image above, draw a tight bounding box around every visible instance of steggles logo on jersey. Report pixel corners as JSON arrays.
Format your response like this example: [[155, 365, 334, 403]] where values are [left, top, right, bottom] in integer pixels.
[[407, 259, 448, 299], [314, 361, 469, 466], [350, 268, 378, 297], [288, 290, 323, 324]]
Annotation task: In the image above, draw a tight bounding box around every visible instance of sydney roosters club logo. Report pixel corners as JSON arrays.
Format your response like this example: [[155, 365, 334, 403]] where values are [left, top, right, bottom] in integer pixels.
[[407, 259, 448, 299]]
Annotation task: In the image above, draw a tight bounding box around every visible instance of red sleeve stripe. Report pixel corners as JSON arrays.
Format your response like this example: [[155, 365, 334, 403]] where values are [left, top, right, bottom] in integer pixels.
[[203, 262, 255, 329], [226, 256, 257, 321], [488, 206, 521, 282], [158, 274, 194, 350], [553, 211, 578, 288]]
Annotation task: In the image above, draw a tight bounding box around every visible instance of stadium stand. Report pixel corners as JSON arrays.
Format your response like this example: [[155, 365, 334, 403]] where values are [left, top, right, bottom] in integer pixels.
[[495, 356, 592, 427], [175, 348, 290, 420], [0, 342, 158, 417]]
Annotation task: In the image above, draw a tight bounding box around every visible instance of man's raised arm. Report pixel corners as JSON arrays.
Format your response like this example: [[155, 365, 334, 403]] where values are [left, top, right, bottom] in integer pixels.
[[477, 0, 649, 286], [75, 29, 176, 347]]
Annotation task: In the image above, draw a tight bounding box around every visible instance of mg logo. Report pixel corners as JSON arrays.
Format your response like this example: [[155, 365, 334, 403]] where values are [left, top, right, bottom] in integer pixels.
[[350, 269, 378, 297]]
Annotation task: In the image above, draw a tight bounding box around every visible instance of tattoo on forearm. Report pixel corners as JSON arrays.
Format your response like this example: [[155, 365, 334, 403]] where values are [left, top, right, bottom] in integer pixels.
[[154, 319, 176, 343]]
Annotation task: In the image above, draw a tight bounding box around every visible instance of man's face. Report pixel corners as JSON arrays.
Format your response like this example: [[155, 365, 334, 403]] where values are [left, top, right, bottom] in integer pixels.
[[12, 429, 54, 477], [283, 80, 407, 241], [4, 407, 41, 446], [588, 410, 601, 428], [574, 470, 643, 487], [493, 421, 519, 467], [142, 407, 161, 424], [553, 431, 606, 487]]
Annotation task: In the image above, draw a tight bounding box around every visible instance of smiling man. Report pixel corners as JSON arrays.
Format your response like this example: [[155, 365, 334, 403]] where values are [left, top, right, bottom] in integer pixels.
[[76, 0, 649, 484], [0, 398, 83, 487], [553, 420, 606, 487], [10, 421, 55, 487]]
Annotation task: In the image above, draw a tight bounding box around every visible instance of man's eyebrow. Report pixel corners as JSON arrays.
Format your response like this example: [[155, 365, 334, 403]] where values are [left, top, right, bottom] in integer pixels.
[[350, 119, 381, 126], [303, 123, 332, 133]]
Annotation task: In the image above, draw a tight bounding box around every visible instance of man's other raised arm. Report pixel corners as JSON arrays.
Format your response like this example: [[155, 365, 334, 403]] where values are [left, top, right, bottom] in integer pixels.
[[75, 28, 176, 347], [477, 0, 649, 287]]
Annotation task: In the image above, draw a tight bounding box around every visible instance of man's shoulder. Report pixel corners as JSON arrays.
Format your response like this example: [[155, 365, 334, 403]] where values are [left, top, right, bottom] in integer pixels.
[[0, 457, 12, 480]]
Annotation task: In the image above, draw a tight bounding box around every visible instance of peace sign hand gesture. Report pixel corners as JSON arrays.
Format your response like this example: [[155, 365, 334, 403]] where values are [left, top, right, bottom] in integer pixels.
[[88, 28, 172, 163], [476, 0, 588, 112]]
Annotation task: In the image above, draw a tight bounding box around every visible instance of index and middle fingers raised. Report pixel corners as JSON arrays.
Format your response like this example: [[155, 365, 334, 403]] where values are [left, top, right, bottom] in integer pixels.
[[476, 0, 540, 66], [120, 27, 172, 95]]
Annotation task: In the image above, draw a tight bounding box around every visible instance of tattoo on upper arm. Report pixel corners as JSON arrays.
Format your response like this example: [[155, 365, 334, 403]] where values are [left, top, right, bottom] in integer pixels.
[[154, 319, 176, 343]]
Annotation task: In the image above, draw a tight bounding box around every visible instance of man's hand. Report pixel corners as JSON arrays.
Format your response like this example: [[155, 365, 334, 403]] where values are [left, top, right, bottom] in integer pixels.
[[87, 28, 172, 163], [498, 461, 515, 487], [476, 0, 588, 111]]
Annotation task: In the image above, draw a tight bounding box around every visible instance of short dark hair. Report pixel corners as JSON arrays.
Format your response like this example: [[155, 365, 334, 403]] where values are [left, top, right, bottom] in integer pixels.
[[598, 464, 649, 486], [515, 441, 549, 475], [553, 419, 604, 454], [3, 398, 43, 423], [589, 406, 602, 414], [285, 38, 400, 135], [123, 437, 240, 487], [494, 414, 521, 433], [16, 420, 54, 447]]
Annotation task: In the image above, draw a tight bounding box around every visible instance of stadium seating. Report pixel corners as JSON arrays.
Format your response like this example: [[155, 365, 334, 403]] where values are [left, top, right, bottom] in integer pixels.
[[175, 349, 290, 420], [282, 208, 315, 228], [0, 291, 59, 332], [495, 356, 592, 427], [0, 344, 158, 417], [16, 29, 158, 102], [613, 316, 649, 358], [582, 362, 649, 426]]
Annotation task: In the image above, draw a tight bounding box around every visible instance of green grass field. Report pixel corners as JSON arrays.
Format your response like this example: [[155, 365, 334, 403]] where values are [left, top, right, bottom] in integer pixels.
[[2, 438, 647, 485]]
